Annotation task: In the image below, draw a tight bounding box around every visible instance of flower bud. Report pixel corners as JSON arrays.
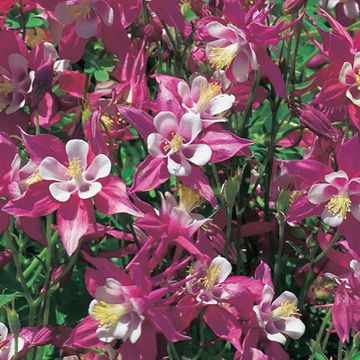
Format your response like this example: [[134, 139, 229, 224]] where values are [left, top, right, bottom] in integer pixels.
[[0, 251, 12, 268], [6, 308, 20, 338], [282, 0, 305, 14], [306, 54, 328, 70]]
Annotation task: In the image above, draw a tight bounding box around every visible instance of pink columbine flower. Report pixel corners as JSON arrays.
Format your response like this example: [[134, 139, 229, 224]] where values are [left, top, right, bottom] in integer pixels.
[[339, 52, 360, 106], [205, 21, 258, 82], [186, 256, 232, 304], [308, 170, 360, 227], [178, 75, 235, 126], [320, 0, 359, 19], [253, 285, 305, 344], [147, 111, 212, 176], [0, 322, 24, 359], [39, 139, 111, 202], [0, 54, 34, 114], [55, 0, 114, 39], [89, 278, 144, 344]]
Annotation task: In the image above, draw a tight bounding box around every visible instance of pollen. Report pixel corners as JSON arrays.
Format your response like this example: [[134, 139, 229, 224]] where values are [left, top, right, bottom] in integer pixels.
[[356, 69, 360, 90], [100, 114, 114, 129], [0, 77, 15, 96], [65, 158, 84, 179], [197, 81, 221, 112], [68, 3, 91, 19], [325, 193, 351, 219], [271, 301, 300, 320], [163, 132, 184, 154], [208, 43, 239, 71], [91, 301, 130, 327], [201, 264, 221, 290], [23, 171, 42, 187], [178, 184, 203, 213]]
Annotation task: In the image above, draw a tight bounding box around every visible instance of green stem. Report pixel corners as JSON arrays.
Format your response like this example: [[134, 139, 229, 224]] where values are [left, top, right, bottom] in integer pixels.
[[312, 230, 340, 264], [310, 310, 332, 360], [273, 218, 286, 289]]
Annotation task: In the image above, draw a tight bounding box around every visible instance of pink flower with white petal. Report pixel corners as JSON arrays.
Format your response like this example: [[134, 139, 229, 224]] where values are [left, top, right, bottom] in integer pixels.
[[0, 322, 24, 360], [253, 285, 305, 345], [147, 111, 212, 177], [0, 54, 34, 114], [339, 52, 360, 106], [55, 0, 114, 39], [205, 21, 258, 82], [308, 170, 360, 227], [89, 278, 144, 344], [39, 139, 111, 202], [186, 256, 232, 304], [178, 75, 235, 126]]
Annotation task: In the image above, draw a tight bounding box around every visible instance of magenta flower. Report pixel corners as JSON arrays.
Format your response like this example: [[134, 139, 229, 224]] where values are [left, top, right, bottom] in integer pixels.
[[339, 52, 360, 106], [253, 285, 305, 344], [0, 322, 24, 359], [147, 111, 212, 176], [178, 75, 235, 126], [320, 0, 359, 19], [206, 21, 258, 82], [39, 139, 111, 202], [0, 54, 34, 114], [308, 170, 360, 227], [55, 0, 114, 39], [89, 278, 144, 343]]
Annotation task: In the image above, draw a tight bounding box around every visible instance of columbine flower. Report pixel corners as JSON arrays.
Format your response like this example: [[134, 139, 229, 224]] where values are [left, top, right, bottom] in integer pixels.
[[0, 322, 24, 359], [147, 111, 212, 176], [89, 278, 144, 343], [205, 21, 258, 82], [0, 54, 34, 114], [178, 75, 235, 126], [39, 139, 111, 202], [339, 52, 360, 106], [55, 0, 114, 39], [186, 256, 232, 304], [308, 170, 360, 227], [253, 285, 305, 344], [320, 0, 359, 19]]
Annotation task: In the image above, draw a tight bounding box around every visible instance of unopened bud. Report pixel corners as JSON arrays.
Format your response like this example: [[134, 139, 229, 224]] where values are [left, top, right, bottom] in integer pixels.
[[282, 0, 305, 14], [6, 308, 20, 338]]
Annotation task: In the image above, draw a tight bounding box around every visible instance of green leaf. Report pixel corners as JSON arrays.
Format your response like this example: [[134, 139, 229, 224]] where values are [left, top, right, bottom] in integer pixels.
[[94, 69, 110, 82], [0, 293, 18, 308]]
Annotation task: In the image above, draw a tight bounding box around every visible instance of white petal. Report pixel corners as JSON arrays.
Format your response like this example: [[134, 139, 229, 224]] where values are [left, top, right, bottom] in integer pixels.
[[65, 139, 89, 165], [339, 62, 355, 85], [207, 94, 235, 115], [266, 331, 287, 344], [308, 183, 337, 204], [178, 112, 202, 143], [167, 155, 191, 177], [183, 144, 212, 166], [321, 207, 344, 227], [77, 180, 102, 199], [209, 256, 232, 283], [147, 133, 166, 158], [49, 180, 76, 202], [84, 154, 111, 181], [153, 111, 178, 138], [39, 157, 68, 182], [283, 317, 305, 340]]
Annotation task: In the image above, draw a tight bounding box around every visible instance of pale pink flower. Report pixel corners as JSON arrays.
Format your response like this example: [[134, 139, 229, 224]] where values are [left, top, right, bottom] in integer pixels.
[[339, 52, 360, 106], [147, 111, 212, 176], [308, 170, 360, 227], [0, 322, 24, 360], [253, 285, 305, 344], [39, 139, 111, 202], [178, 75, 235, 126], [89, 278, 144, 344], [0, 54, 34, 114], [205, 21, 258, 82]]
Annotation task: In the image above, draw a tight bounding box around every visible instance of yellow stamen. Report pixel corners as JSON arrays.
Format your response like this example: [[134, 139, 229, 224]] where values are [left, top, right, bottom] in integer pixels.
[[325, 194, 351, 219], [68, 3, 91, 19], [201, 264, 221, 290], [355, 69, 360, 90], [178, 184, 204, 213], [163, 132, 184, 153], [100, 114, 114, 129], [0, 78, 15, 96], [92, 301, 130, 327], [208, 44, 239, 71], [65, 158, 83, 179], [270, 301, 300, 320], [197, 81, 221, 112], [289, 190, 304, 205], [23, 171, 42, 187]]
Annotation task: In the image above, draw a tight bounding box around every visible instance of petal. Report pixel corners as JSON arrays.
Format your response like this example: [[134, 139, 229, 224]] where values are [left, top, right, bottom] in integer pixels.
[[178, 112, 202, 143], [351, 199, 360, 222], [129, 315, 142, 344], [231, 51, 249, 83], [78, 179, 102, 199], [272, 291, 298, 309], [0, 322, 8, 341], [339, 62, 354, 85], [325, 170, 349, 190], [210, 256, 232, 283], [8, 54, 28, 83], [75, 12, 98, 39], [190, 75, 208, 102], [39, 157, 68, 181], [206, 21, 237, 42], [113, 317, 131, 340], [55, 2, 77, 25], [308, 183, 338, 204], [282, 318, 305, 340], [346, 87, 360, 106], [343, 0, 359, 19], [207, 94, 235, 115], [321, 207, 344, 227], [66, 139, 88, 165], [182, 143, 212, 166], [84, 154, 111, 181], [266, 331, 287, 345], [147, 133, 166, 158], [354, 51, 360, 69], [49, 180, 77, 202], [349, 178, 360, 195], [93, 0, 114, 26], [153, 111, 178, 138], [167, 154, 191, 177]]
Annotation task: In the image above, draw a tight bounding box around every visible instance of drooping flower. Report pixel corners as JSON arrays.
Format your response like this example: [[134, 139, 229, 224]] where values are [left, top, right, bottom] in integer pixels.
[[320, 0, 359, 20], [253, 285, 305, 344], [339, 52, 360, 106]]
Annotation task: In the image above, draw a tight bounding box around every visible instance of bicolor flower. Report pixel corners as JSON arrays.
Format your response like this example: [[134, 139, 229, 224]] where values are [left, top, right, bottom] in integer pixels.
[[178, 75, 235, 126], [0, 322, 24, 359], [89, 278, 144, 344], [308, 170, 360, 227], [0, 54, 34, 114], [147, 111, 212, 176], [339, 52, 360, 106], [39, 139, 111, 202], [253, 285, 305, 344], [206, 21, 258, 82]]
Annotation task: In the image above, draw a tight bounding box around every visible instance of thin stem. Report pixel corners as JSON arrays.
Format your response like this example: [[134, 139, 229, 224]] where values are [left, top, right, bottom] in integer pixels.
[[312, 231, 340, 264], [273, 217, 286, 289], [310, 310, 332, 360]]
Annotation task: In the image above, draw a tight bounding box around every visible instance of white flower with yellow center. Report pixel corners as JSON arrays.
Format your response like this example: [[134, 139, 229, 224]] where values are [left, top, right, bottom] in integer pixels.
[[339, 52, 360, 106]]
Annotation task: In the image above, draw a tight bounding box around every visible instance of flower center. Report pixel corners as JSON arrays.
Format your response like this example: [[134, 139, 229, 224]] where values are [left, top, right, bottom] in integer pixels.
[[22, 171, 42, 189], [197, 81, 221, 112], [201, 264, 221, 290], [355, 69, 360, 90], [68, 2, 91, 19], [178, 184, 203, 213], [163, 132, 184, 154], [65, 158, 84, 179], [208, 43, 240, 71], [270, 301, 300, 320], [325, 193, 351, 219], [91, 301, 131, 327], [0, 77, 15, 96], [100, 114, 114, 129]]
